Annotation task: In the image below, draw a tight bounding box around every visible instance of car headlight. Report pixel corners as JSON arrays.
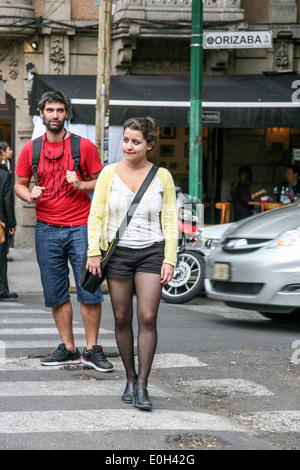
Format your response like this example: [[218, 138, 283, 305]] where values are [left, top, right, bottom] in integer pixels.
[[203, 222, 240, 254], [204, 238, 219, 251], [266, 227, 300, 249]]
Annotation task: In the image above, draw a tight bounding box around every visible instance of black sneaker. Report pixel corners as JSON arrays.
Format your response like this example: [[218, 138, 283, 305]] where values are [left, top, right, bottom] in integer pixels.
[[41, 343, 81, 366], [81, 345, 114, 372]]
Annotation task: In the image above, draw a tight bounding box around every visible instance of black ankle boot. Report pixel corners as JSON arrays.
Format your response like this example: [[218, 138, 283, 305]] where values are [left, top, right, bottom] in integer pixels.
[[132, 387, 152, 410], [122, 382, 136, 404]]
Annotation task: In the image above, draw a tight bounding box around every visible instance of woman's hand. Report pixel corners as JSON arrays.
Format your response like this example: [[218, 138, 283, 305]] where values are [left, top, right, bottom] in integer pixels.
[[86, 255, 103, 278], [160, 263, 174, 285]]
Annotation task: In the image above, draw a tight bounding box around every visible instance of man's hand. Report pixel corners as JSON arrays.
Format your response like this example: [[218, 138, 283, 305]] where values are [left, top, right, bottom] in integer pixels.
[[30, 185, 45, 203], [66, 170, 82, 190]]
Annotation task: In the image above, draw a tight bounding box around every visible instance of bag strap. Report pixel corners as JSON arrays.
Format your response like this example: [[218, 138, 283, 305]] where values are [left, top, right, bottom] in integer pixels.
[[101, 165, 159, 263], [70, 133, 85, 181], [32, 136, 43, 185]]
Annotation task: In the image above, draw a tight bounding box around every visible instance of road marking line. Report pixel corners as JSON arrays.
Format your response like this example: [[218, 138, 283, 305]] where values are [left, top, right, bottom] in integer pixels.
[[236, 411, 300, 432], [153, 353, 207, 368], [0, 327, 113, 335], [3, 339, 117, 349], [0, 319, 75, 324], [0, 380, 169, 397], [177, 378, 273, 397], [182, 305, 269, 320], [0, 309, 48, 314], [0, 303, 24, 307], [1, 353, 204, 371], [0, 409, 246, 433]]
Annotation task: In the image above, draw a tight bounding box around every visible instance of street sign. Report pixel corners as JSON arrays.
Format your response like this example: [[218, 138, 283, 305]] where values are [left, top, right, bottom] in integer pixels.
[[0, 80, 5, 104], [203, 31, 273, 49], [202, 111, 220, 124]]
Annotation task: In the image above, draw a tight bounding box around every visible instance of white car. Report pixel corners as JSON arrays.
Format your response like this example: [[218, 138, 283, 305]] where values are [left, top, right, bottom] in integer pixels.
[[205, 203, 300, 321]]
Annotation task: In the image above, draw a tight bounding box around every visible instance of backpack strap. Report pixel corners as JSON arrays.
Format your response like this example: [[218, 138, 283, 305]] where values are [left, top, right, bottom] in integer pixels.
[[32, 136, 43, 185], [31, 133, 85, 185], [70, 133, 85, 181]]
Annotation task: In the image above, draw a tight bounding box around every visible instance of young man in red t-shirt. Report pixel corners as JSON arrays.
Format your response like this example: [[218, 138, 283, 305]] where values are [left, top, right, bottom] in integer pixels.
[[15, 91, 113, 372]]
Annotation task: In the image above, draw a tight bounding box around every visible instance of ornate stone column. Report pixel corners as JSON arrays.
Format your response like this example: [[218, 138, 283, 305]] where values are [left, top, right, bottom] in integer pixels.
[[269, 1, 297, 72], [41, 0, 73, 75]]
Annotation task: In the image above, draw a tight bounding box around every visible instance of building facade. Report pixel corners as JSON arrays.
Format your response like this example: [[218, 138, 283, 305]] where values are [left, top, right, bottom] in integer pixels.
[[0, 0, 300, 245]]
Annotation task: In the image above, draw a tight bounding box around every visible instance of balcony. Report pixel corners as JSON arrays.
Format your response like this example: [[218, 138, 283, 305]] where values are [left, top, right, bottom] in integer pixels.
[[113, 0, 244, 23]]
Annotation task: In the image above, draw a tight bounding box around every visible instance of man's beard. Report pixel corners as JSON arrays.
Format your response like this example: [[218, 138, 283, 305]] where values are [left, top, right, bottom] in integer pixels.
[[43, 118, 65, 134]]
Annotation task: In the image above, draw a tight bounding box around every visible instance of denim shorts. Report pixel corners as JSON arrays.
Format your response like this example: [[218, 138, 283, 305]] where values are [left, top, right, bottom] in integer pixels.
[[105, 242, 165, 279], [35, 221, 104, 308]]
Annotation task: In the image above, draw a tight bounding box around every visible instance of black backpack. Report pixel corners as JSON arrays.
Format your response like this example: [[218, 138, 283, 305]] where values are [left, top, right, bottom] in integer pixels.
[[32, 133, 85, 185]]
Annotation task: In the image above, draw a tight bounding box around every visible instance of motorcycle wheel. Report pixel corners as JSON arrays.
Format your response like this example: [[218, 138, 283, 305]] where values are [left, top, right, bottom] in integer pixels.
[[161, 250, 205, 304]]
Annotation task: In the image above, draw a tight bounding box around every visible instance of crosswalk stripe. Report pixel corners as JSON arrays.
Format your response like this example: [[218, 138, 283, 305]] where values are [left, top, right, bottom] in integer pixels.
[[0, 318, 73, 324], [1, 353, 204, 370], [0, 309, 48, 314], [153, 353, 207, 368], [4, 339, 117, 349], [0, 409, 245, 434], [177, 378, 273, 397], [0, 380, 169, 397], [0, 302, 25, 307], [0, 327, 113, 335], [236, 411, 300, 433]]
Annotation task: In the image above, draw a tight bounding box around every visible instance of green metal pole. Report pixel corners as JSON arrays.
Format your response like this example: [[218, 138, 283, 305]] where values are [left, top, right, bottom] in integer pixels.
[[189, 0, 203, 201]]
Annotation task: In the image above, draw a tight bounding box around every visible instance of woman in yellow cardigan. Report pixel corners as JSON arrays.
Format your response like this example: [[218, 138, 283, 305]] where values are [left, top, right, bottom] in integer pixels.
[[86, 117, 177, 410]]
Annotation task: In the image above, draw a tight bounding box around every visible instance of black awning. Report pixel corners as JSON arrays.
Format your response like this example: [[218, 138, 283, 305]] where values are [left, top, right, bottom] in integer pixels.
[[29, 72, 300, 128]]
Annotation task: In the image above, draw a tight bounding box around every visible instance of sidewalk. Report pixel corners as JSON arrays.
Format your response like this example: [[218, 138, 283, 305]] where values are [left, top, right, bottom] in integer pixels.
[[7, 248, 43, 294], [7, 247, 108, 295]]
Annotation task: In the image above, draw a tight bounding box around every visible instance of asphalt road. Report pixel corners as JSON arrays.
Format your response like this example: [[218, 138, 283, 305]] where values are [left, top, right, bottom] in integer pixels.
[[0, 284, 300, 453]]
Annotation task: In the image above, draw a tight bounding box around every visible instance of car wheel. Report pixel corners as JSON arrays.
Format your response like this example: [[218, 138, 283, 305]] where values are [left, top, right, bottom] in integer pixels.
[[161, 250, 205, 304], [259, 309, 300, 322]]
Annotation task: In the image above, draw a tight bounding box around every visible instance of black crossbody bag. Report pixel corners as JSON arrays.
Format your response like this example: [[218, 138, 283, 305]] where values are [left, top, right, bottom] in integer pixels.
[[80, 165, 158, 293]]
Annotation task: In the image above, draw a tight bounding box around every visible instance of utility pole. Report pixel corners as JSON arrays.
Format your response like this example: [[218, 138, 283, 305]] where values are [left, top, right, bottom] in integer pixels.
[[189, 0, 203, 201], [95, 0, 112, 163]]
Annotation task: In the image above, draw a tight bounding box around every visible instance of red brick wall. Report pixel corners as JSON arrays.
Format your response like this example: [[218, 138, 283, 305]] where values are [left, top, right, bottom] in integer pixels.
[[32, 0, 43, 17], [31, 0, 99, 21], [241, 0, 269, 24], [71, 0, 99, 21]]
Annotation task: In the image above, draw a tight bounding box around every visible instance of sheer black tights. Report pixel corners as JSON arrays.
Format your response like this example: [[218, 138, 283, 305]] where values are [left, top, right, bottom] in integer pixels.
[[108, 272, 162, 389]]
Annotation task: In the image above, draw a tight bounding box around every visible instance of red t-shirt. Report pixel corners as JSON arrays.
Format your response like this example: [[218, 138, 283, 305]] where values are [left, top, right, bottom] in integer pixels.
[[15, 133, 103, 226]]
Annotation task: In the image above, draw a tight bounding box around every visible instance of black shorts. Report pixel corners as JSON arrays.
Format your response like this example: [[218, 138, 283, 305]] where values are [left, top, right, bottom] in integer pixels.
[[105, 242, 165, 279]]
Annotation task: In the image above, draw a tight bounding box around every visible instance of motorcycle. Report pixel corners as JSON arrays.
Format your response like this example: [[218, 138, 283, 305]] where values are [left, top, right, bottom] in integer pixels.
[[161, 187, 206, 304]]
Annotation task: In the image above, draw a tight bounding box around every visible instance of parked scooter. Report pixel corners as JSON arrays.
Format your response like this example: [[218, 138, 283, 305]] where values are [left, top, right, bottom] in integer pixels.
[[161, 187, 205, 304]]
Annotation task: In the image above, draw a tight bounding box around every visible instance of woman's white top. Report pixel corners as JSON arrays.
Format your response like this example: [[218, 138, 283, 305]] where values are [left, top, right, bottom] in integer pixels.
[[107, 173, 164, 248]]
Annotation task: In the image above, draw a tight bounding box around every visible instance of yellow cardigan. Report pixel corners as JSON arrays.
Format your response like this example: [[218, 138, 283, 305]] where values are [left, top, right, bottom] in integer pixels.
[[87, 163, 178, 267]]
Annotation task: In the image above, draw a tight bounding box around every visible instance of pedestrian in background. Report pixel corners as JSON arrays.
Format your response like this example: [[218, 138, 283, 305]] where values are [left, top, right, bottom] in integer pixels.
[[14, 90, 113, 372], [232, 165, 266, 221], [1, 142, 14, 261], [86, 117, 178, 410], [0, 141, 17, 300]]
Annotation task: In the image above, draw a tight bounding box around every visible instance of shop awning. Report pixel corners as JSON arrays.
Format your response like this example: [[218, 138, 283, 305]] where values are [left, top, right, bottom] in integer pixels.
[[29, 72, 300, 128]]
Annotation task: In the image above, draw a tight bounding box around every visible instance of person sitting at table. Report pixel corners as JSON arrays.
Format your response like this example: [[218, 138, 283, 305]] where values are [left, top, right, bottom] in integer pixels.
[[231, 165, 266, 221], [277, 165, 300, 202]]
